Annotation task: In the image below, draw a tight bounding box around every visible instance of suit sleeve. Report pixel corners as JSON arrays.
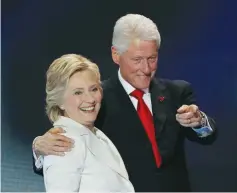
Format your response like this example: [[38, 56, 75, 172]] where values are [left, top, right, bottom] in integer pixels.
[[180, 82, 218, 144], [43, 134, 86, 192]]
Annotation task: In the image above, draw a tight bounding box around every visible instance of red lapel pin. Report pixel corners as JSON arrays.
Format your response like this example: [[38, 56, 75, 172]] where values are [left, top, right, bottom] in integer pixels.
[[158, 96, 165, 102]]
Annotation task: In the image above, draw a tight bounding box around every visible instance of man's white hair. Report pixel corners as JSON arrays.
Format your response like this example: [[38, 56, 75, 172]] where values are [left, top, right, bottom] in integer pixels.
[[112, 14, 161, 54]]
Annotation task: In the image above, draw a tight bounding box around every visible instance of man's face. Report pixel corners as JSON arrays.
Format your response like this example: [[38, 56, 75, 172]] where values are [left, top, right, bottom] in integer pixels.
[[112, 40, 158, 89]]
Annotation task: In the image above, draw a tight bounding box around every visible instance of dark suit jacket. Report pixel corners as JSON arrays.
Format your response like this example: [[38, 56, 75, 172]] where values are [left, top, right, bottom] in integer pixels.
[[33, 75, 217, 192], [94, 75, 217, 192]]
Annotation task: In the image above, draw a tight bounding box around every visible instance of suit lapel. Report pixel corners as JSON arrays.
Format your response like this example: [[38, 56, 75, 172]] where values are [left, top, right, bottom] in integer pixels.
[[84, 129, 129, 180], [54, 116, 129, 180], [108, 75, 169, 139], [107, 75, 154, 145], [150, 78, 168, 135], [108, 75, 142, 124]]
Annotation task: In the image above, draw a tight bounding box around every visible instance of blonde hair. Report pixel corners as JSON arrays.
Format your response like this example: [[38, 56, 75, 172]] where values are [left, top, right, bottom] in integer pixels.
[[112, 14, 161, 54], [45, 54, 101, 122]]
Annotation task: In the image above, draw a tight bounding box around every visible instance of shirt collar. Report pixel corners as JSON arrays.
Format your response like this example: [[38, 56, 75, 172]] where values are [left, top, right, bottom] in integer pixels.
[[118, 69, 149, 95], [53, 116, 97, 135]]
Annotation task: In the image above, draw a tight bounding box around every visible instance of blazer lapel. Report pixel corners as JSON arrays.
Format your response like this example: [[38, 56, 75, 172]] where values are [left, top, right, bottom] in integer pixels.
[[108, 76, 153, 144], [54, 116, 128, 180], [108, 75, 169, 141], [84, 128, 129, 180], [108, 75, 144, 125], [150, 78, 168, 136]]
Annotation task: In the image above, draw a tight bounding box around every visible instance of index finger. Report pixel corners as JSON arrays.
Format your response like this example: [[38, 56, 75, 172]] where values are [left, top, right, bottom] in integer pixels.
[[55, 133, 74, 144], [189, 104, 198, 113], [176, 112, 193, 119], [177, 105, 189, 113]]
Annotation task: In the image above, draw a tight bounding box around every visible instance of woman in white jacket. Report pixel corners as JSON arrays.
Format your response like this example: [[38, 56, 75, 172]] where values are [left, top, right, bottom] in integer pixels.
[[43, 54, 134, 192]]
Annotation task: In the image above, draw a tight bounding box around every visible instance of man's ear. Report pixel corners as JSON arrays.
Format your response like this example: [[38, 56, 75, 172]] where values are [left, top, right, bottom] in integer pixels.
[[111, 46, 120, 65]]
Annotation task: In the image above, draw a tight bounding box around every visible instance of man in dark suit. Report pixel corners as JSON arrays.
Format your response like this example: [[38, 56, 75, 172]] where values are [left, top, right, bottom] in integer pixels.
[[32, 14, 217, 191]]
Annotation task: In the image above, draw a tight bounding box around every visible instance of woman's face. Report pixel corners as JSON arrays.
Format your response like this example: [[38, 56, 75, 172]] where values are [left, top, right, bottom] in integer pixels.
[[61, 70, 102, 129]]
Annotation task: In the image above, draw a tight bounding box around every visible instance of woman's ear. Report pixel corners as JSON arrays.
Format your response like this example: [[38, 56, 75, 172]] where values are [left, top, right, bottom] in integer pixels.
[[111, 46, 120, 65]]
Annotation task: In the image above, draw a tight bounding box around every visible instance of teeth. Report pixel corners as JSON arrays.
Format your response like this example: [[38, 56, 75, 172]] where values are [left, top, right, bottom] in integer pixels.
[[80, 106, 95, 111]]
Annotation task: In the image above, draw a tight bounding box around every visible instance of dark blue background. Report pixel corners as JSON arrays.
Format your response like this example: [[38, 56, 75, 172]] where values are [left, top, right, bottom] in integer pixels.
[[2, 0, 237, 191]]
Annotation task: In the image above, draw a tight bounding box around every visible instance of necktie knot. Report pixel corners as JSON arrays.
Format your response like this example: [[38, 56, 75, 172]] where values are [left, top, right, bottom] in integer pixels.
[[130, 89, 144, 99]]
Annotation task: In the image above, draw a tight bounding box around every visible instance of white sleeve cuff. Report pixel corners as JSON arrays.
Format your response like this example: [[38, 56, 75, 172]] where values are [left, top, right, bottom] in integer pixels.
[[192, 112, 213, 138], [32, 136, 44, 169]]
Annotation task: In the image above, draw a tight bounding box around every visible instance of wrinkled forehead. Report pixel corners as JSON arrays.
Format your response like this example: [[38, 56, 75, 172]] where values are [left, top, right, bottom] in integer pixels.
[[125, 39, 158, 56]]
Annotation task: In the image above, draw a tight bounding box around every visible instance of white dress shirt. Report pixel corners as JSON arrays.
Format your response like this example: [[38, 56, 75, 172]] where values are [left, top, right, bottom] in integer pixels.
[[43, 116, 135, 192], [118, 69, 153, 114]]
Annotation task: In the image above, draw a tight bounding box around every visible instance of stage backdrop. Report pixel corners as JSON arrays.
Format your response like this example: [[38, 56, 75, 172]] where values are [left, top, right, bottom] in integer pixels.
[[2, 0, 237, 191]]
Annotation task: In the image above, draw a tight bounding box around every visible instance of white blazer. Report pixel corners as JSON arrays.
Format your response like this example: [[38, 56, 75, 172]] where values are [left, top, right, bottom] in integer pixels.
[[43, 116, 135, 192]]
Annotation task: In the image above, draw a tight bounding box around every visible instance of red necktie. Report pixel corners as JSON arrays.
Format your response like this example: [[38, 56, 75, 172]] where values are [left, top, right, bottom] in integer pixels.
[[130, 89, 162, 168]]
